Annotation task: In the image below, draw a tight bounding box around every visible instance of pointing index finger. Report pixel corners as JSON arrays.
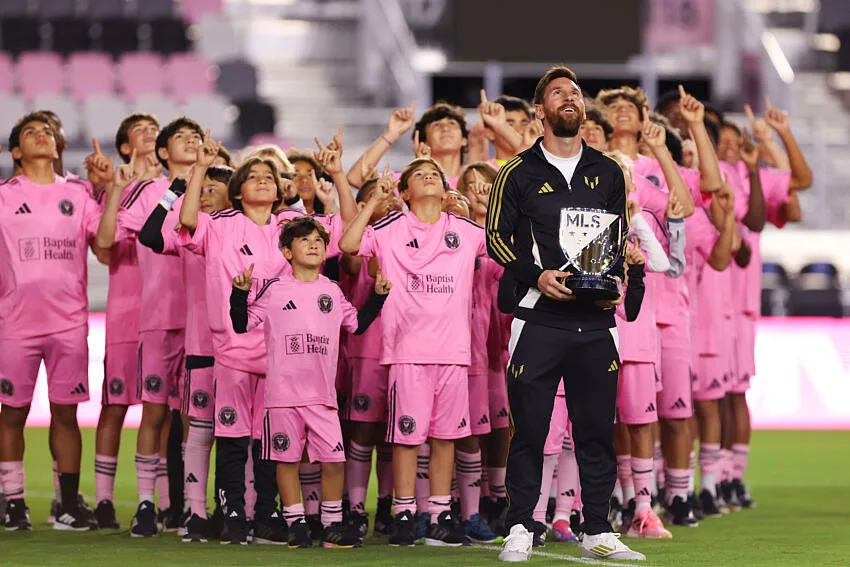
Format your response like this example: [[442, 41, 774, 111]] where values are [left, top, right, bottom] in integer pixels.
[[764, 95, 773, 110], [92, 138, 102, 155], [744, 104, 756, 123], [314, 137, 325, 152], [480, 89, 488, 105]]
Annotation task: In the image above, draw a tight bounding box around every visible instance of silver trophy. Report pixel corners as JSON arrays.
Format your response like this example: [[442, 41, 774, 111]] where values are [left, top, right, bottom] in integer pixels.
[[558, 208, 624, 300]]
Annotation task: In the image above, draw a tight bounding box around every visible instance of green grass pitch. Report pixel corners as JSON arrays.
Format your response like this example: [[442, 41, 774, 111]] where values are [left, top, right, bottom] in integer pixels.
[[2, 429, 848, 566]]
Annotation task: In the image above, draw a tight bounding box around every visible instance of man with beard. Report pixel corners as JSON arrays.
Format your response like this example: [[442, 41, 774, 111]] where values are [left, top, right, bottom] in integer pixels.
[[486, 66, 644, 562]]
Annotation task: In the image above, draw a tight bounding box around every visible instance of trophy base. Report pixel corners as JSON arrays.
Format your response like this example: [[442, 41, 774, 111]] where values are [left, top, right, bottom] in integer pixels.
[[563, 274, 621, 301]]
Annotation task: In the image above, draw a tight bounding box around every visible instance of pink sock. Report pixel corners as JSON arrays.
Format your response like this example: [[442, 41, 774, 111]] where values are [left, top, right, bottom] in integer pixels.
[[428, 495, 451, 523], [487, 466, 506, 499], [688, 450, 696, 493], [346, 442, 373, 514], [185, 419, 213, 517], [376, 445, 394, 498], [731, 444, 749, 480], [283, 502, 305, 524], [631, 457, 653, 512], [481, 468, 490, 498], [666, 468, 689, 503], [53, 460, 60, 500], [554, 440, 579, 520], [653, 441, 665, 487], [245, 453, 256, 520], [94, 454, 118, 504], [0, 461, 25, 500], [699, 443, 721, 495], [617, 454, 634, 503], [156, 458, 170, 510], [300, 462, 322, 516], [393, 495, 416, 516], [321, 499, 343, 527], [532, 454, 557, 523], [455, 450, 482, 520], [415, 444, 430, 514], [135, 453, 159, 503]]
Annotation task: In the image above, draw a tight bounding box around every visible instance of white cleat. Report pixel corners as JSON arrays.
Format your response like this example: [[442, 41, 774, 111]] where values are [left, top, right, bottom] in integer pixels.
[[498, 524, 533, 562], [580, 531, 646, 561]]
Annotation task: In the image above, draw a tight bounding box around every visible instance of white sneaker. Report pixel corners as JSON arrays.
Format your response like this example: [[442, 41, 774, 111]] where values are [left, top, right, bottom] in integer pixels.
[[498, 524, 533, 562], [580, 531, 646, 560]]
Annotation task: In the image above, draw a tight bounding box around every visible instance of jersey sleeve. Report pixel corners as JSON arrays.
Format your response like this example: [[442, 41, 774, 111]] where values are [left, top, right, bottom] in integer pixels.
[[80, 192, 103, 242], [317, 213, 343, 259], [678, 166, 704, 206], [357, 225, 379, 259], [115, 183, 157, 240], [246, 278, 274, 331], [339, 290, 359, 334], [177, 212, 212, 256]]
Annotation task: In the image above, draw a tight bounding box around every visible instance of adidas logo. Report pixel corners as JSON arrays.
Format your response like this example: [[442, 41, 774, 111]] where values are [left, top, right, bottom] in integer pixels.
[[406, 239, 420, 249], [608, 360, 619, 372], [71, 383, 87, 395], [239, 244, 253, 255], [333, 442, 344, 452], [637, 487, 650, 496], [457, 418, 467, 429], [15, 203, 32, 214], [186, 473, 199, 483], [645, 402, 656, 413], [538, 182, 554, 194], [228, 511, 238, 518], [305, 491, 320, 502], [416, 472, 429, 480], [477, 415, 489, 426], [560, 489, 575, 497], [671, 398, 687, 409], [710, 379, 722, 389], [589, 544, 615, 556], [496, 408, 509, 418], [282, 300, 297, 310]]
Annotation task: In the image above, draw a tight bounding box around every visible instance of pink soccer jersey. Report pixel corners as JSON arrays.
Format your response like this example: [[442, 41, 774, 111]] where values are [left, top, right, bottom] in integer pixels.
[[340, 262, 382, 361], [356, 210, 486, 366], [114, 178, 186, 332], [615, 273, 656, 365], [179, 208, 342, 374], [633, 155, 703, 205], [0, 175, 101, 339], [104, 239, 141, 345], [182, 249, 214, 357], [684, 208, 720, 327], [470, 256, 499, 375], [244, 274, 359, 409]]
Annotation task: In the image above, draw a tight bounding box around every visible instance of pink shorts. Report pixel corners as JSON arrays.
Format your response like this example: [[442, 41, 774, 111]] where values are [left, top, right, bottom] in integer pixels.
[[169, 366, 184, 411], [617, 362, 658, 425], [544, 395, 568, 455], [693, 355, 726, 401], [487, 358, 510, 430], [469, 372, 491, 436], [730, 314, 756, 394], [137, 329, 185, 405], [213, 363, 265, 439], [102, 341, 140, 406], [386, 364, 471, 446], [0, 324, 89, 407], [262, 405, 345, 463], [656, 324, 693, 419], [343, 357, 389, 423], [184, 365, 215, 419]]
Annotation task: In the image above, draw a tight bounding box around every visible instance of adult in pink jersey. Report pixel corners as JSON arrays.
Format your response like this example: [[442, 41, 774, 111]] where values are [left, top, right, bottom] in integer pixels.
[[231, 216, 388, 548], [0, 113, 103, 531], [179, 137, 355, 544], [340, 158, 486, 547], [95, 117, 203, 536]]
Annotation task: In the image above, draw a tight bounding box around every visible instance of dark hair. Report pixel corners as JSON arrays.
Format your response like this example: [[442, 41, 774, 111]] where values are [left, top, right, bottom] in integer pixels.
[[533, 66, 578, 105], [703, 118, 720, 146], [413, 102, 469, 159], [216, 146, 233, 167], [286, 150, 324, 178], [720, 120, 742, 137], [654, 90, 681, 115], [154, 116, 203, 169], [456, 161, 497, 197], [228, 156, 284, 211], [703, 103, 725, 124], [583, 100, 613, 139], [597, 86, 650, 115], [36, 109, 66, 151], [356, 178, 379, 204], [647, 112, 684, 165], [279, 215, 330, 250], [493, 95, 534, 119], [398, 157, 448, 193], [9, 111, 56, 168], [205, 165, 234, 186], [115, 113, 160, 163]]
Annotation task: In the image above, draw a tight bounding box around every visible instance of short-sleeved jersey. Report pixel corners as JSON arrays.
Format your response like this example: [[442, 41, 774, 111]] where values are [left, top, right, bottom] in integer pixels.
[[358, 210, 486, 365], [0, 175, 101, 339], [633, 155, 704, 206], [486, 263, 512, 371], [182, 249, 214, 357], [244, 274, 358, 409], [470, 256, 499, 374], [114, 177, 186, 332], [684, 208, 720, 337], [340, 262, 381, 360]]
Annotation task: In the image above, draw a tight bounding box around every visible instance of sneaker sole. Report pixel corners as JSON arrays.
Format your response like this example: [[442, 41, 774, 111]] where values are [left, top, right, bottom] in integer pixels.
[[424, 538, 463, 547], [626, 528, 672, 539], [181, 536, 209, 543], [219, 540, 248, 545], [468, 536, 500, 543], [322, 542, 359, 548], [5, 525, 33, 532], [253, 537, 288, 545], [130, 532, 158, 538], [53, 523, 93, 532], [580, 549, 647, 561], [388, 542, 415, 547]]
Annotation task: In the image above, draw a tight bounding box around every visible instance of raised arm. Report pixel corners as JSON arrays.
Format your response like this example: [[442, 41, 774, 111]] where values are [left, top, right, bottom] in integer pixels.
[[347, 102, 415, 188], [339, 168, 393, 255], [353, 272, 391, 335], [665, 192, 687, 278], [479, 89, 523, 156], [739, 129, 766, 232], [313, 136, 357, 225], [679, 86, 723, 194], [642, 114, 695, 217], [139, 178, 186, 253], [229, 264, 270, 334], [95, 151, 137, 249], [745, 103, 790, 170], [763, 97, 813, 191], [707, 185, 737, 271], [179, 130, 219, 233]]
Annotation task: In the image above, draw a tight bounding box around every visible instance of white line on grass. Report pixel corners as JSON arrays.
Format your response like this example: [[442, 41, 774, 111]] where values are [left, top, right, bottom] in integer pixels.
[[471, 544, 655, 566]]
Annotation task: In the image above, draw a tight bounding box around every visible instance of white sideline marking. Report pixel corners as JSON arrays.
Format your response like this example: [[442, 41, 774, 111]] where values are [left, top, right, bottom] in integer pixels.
[[472, 544, 655, 566]]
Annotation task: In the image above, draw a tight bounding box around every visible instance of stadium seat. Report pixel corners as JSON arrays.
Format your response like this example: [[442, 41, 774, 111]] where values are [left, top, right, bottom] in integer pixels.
[[195, 15, 239, 61], [0, 94, 27, 141], [235, 99, 276, 143], [118, 52, 165, 102], [81, 95, 128, 143], [788, 262, 844, 317], [30, 94, 81, 142], [185, 93, 234, 141], [761, 261, 790, 316], [0, 54, 14, 95], [0, 18, 43, 56], [39, 0, 80, 19], [165, 53, 215, 103], [68, 52, 115, 101], [131, 94, 181, 124], [87, 0, 128, 19], [0, 2, 32, 17], [216, 59, 258, 101], [96, 17, 139, 57], [178, 0, 223, 23], [17, 52, 65, 101], [135, 0, 174, 20], [149, 17, 190, 54], [51, 17, 94, 55]]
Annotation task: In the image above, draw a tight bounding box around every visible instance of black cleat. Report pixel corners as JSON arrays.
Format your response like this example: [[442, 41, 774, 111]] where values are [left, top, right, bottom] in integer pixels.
[[732, 479, 756, 509], [688, 492, 705, 521], [488, 497, 508, 537], [306, 514, 323, 541], [253, 510, 287, 545], [157, 507, 179, 532], [348, 510, 369, 538], [94, 500, 120, 530], [664, 495, 699, 527], [54, 505, 96, 531], [620, 499, 635, 534], [208, 506, 224, 540], [373, 497, 393, 537], [720, 480, 741, 511], [220, 510, 248, 545], [131, 501, 158, 537], [545, 496, 556, 525], [424, 511, 466, 547], [388, 510, 416, 546], [699, 489, 722, 517], [288, 518, 313, 548], [531, 520, 547, 548], [182, 513, 208, 543], [4, 499, 32, 531], [322, 521, 362, 548], [569, 509, 582, 537]]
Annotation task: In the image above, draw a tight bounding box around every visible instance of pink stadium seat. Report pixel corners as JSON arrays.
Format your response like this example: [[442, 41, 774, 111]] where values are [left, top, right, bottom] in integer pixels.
[[178, 0, 222, 24], [0, 53, 14, 94], [118, 52, 165, 103], [17, 52, 65, 101], [164, 53, 215, 104], [67, 52, 115, 101]]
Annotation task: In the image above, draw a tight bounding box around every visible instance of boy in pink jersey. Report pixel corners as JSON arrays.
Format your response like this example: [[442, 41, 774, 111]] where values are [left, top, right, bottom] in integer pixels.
[[178, 136, 355, 544], [340, 157, 487, 547], [466, 93, 528, 167], [95, 117, 203, 536], [0, 113, 103, 531], [230, 217, 389, 548], [579, 100, 613, 152]]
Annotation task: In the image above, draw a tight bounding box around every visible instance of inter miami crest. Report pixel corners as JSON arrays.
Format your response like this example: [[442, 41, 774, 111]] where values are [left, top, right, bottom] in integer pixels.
[[192, 390, 210, 410], [353, 393, 371, 413], [218, 406, 237, 426], [58, 199, 74, 216], [317, 294, 333, 314], [398, 415, 416, 435], [144, 374, 163, 394], [0, 379, 14, 396], [444, 231, 460, 249], [109, 378, 125, 396], [272, 433, 290, 452]]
